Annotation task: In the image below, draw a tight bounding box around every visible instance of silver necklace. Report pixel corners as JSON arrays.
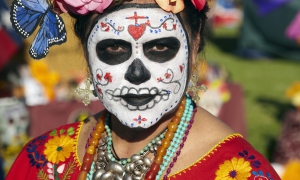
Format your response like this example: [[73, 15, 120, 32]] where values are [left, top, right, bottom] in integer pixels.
[[92, 127, 165, 180]]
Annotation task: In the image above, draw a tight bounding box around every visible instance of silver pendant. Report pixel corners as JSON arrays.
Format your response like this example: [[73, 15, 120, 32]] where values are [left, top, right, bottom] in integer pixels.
[[92, 130, 162, 179]]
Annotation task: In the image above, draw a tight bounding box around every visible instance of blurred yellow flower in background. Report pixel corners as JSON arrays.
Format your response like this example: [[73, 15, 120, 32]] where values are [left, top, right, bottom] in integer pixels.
[[285, 81, 300, 108], [29, 61, 60, 101], [282, 160, 300, 180]]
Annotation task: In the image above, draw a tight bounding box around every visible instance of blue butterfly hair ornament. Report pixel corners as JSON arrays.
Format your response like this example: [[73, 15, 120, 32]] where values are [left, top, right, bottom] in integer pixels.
[[10, 0, 67, 60]]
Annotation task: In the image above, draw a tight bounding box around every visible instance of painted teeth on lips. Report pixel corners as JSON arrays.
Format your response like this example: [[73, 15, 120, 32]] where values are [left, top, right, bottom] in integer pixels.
[[113, 87, 159, 97], [121, 94, 156, 106]]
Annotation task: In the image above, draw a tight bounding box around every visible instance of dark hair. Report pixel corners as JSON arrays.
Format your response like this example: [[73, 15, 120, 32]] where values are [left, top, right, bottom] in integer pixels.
[[183, 0, 209, 53], [73, 0, 209, 56]]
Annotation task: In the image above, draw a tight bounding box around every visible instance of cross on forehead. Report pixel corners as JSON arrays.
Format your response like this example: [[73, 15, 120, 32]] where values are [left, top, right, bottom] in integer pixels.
[[75, 78, 93, 106], [126, 12, 147, 24]]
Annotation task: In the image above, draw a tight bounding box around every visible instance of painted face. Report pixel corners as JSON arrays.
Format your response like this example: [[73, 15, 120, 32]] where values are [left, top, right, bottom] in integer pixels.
[[87, 5, 189, 128]]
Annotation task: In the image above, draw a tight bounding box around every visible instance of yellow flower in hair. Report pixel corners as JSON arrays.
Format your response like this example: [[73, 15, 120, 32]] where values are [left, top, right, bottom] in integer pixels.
[[44, 135, 74, 164], [215, 157, 252, 180]]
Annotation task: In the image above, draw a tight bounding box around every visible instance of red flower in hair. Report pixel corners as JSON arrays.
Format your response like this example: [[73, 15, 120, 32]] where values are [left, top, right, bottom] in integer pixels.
[[191, 0, 206, 12]]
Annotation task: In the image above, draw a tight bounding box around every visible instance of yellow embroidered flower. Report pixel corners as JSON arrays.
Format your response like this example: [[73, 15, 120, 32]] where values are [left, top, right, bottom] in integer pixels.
[[44, 135, 74, 164], [215, 157, 252, 180]]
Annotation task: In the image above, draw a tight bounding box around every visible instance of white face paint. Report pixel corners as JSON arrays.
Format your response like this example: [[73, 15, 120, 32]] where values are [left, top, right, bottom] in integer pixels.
[[87, 5, 189, 128]]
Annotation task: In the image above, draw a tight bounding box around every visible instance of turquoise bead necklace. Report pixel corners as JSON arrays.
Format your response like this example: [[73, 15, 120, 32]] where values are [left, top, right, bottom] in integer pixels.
[[86, 95, 194, 180], [156, 96, 194, 180], [86, 113, 167, 180], [87, 162, 95, 180]]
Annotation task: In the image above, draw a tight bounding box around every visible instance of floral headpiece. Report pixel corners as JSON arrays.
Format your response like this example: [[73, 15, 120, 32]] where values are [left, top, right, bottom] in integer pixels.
[[10, 0, 206, 60], [54, 0, 206, 15]]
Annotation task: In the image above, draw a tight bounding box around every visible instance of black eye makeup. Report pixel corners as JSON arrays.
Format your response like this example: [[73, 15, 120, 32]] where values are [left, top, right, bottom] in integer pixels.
[[96, 39, 132, 65], [143, 37, 180, 63]]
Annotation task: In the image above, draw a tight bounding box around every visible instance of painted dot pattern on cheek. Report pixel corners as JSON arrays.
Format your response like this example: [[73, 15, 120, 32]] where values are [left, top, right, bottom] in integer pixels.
[[148, 16, 189, 124]]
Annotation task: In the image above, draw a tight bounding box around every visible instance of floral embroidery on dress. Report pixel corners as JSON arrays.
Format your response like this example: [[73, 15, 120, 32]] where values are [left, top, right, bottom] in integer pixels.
[[215, 157, 252, 180], [44, 134, 73, 164], [26, 135, 48, 168], [25, 126, 77, 180], [215, 150, 275, 180], [252, 170, 275, 180], [238, 150, 261, 168], [42, 127, 76, 180], [40, 160, 76, 180], [239, 150, 274, 179], [46, 162, 65, 179]]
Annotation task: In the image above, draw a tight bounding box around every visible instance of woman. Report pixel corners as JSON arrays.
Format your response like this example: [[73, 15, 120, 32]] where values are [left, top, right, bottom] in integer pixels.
[[7, 0, 280, 179]]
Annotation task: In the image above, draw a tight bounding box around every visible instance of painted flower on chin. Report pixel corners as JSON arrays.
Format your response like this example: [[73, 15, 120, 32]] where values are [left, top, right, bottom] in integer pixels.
[[44, 135, 74, 164], [215, 157, 252, 180], [54, 0, 113, 15]]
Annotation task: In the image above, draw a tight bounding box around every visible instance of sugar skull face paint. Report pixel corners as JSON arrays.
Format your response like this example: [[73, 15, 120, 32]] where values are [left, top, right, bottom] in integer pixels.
[[87, 5, 189, 128]]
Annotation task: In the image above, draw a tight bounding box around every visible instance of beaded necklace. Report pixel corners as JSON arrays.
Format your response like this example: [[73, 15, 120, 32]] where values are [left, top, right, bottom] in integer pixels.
[[163, 107, 197, 180], [78, 95, 195, 180], [78, 111, 108, 180], [145, 97, 194, 180], [104, 119, 167, 166], [155, 97, 193, 179]]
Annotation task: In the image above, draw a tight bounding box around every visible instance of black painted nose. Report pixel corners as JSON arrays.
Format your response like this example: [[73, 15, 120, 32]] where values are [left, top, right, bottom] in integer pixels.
[[125, 58, 151, 85]]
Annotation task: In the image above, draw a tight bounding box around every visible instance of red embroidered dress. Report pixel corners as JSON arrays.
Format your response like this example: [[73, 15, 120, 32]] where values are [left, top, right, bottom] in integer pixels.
[[6, 122, 280, 180]]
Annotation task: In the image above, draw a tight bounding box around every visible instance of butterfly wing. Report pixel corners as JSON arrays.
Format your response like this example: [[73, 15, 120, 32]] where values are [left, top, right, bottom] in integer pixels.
[[29, 23, 49, 59], [45, 10, 67, 47], [29, 10, 67, 59], [10, 0, 48, 38]]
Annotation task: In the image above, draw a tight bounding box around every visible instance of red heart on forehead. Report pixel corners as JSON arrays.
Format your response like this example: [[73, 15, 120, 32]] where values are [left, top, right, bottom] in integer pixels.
[[128, 24, 146, 40]]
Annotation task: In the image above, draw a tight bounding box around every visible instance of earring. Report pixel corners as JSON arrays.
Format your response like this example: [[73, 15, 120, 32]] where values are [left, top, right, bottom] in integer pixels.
[[75, 78, 94, 106], [187, 74, 207, 104]]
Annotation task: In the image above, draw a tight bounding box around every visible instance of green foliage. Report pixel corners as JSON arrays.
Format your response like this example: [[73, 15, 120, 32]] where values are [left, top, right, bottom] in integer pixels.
[[203, 28, 300, 160], [37, 169, 49, 180], [67, 127, 75, 136], [62, 160, 76, 180], [50, 129, 58, 136]]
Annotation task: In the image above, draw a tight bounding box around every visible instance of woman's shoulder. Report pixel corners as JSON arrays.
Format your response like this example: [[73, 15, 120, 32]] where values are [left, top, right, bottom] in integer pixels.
[[191, 106, 235, 148], [29, 121, 84, 143], [170, 133, 280, 179], [168, 106, 280, 179]]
